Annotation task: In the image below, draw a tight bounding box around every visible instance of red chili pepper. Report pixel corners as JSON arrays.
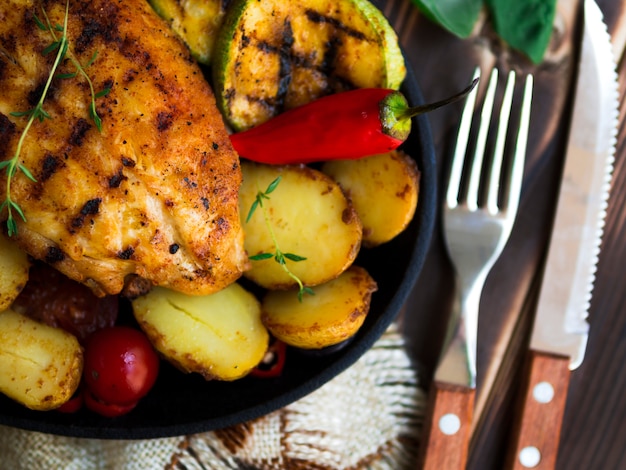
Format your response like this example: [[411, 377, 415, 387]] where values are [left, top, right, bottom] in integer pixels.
[[250, 338, 287, 378], [230, 80, 477, 165]]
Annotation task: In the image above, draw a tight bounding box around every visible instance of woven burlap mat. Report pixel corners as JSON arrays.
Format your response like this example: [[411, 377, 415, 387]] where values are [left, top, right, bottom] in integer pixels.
[[0, 325, 425, 469]]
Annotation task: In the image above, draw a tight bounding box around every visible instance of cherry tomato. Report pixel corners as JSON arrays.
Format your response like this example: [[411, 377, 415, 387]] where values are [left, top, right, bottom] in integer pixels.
[[55, 389, 83, 414], [83, 388, 137, 418], [83, 326, 159, 406], [250, 338, 286, 378]]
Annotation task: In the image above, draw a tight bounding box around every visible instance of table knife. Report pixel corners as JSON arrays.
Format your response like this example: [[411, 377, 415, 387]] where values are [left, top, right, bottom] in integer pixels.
[[506, 1, 619, 469]]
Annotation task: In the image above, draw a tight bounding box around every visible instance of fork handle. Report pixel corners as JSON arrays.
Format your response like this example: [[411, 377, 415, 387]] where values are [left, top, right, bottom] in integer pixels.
[[417, 381, 475, 469], [505, 350, 571, 469]]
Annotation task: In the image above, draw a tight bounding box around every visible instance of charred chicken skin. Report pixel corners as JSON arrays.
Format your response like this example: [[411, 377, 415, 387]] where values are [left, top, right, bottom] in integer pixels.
[[0, 0, 247, 297]]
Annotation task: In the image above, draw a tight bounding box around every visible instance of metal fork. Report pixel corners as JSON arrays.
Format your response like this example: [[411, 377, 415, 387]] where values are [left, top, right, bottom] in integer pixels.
[[418, 68, 534, 469]]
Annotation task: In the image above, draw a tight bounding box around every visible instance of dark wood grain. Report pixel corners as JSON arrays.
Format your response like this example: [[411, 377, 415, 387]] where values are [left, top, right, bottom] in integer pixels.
[[381, 0, 626, 468], [417, 382, 475, 470], [505, 351, 571, 470]]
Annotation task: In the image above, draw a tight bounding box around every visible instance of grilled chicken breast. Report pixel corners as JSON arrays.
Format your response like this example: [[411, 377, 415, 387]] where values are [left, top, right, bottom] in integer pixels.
[[0, 0, 247, 297]]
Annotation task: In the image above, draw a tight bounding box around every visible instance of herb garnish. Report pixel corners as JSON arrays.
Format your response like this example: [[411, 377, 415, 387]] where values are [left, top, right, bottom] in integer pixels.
[[2, 0, 110, 236], [246, 177, 315, 302], [412, 0, 557, 64]]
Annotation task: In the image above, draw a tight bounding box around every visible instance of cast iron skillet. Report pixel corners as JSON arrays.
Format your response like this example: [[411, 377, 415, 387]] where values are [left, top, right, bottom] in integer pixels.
[[0, 60, 436, 439]]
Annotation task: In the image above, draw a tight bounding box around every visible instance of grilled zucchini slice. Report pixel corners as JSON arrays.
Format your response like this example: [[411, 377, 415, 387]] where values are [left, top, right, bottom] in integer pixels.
[[213, 0, 406, 131], [149, 0, 228, 64]]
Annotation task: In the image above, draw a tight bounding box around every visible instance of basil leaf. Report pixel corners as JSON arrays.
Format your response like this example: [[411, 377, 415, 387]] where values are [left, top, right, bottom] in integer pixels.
[[411, 0, 482, 38], [486, 0, 557, 63]]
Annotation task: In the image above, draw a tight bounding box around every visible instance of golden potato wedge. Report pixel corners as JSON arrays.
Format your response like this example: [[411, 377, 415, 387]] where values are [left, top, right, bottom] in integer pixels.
[[240, 162, 362, 289], [0, 235, 30, 311], [132, 283, 269, 381], [322, 150, 420, 247], [262, 265, 377, 349], [0, 309, 82, 411]]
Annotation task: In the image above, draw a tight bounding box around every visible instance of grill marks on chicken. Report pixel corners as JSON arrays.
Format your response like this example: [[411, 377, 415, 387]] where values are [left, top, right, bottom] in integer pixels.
[[0, 0, 247, 297]]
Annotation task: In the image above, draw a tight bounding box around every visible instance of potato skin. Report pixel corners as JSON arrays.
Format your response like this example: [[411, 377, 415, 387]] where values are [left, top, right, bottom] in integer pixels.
[[240, 162, 362, 289], [0, 309, 83, 411], [322, 150, 420, 247], [0, 235, 30, 311], [132, 283, 269, 381], [262, 265, 377, 349]]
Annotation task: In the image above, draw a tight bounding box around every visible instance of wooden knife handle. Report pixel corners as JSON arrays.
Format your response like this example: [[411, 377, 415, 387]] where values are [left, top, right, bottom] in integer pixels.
[[417, 381, 475, 469], [506, 350, 571, 470]]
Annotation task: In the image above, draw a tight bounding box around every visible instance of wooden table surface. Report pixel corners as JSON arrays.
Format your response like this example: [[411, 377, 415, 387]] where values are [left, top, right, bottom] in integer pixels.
[[377, 0, 626, 468]]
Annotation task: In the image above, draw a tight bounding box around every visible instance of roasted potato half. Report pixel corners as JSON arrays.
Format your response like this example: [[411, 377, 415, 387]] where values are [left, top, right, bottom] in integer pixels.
[[239, 162, 362, 289], [262, 265, 377, 349], [0, 235, 30, 311], [322, 150, 420, 247], [0, 309, 83, 411], [132, 283, 269, 381]]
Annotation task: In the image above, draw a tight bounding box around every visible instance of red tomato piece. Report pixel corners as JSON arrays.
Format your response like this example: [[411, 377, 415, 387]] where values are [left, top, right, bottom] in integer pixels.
[[55, 390, 83, 414], [83, 388, 137, 418], [83, 326, 159, 406], [250, 338, 286, 378]]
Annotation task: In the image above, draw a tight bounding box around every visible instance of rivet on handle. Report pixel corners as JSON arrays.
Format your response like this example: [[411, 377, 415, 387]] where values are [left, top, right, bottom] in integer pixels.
[[519, 446, 541, 468], [533, 381, 555, 403], [438, 413, 461, 435]]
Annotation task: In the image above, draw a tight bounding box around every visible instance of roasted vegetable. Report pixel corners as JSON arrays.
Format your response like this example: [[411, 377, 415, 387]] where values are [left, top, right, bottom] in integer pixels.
[[239, 162, 362, 290], [132, 283, 269, 381], [0, 235, 29, 311], [148, 0, 229, 64], [262, 266, 377, 349], [322, 150, 420, 247], [230, 81, 478, 165], [213, 0, 406, 131], [0, 309, 83, 411]]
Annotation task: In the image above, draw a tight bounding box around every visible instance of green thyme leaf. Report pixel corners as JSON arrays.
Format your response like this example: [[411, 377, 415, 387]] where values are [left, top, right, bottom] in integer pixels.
[[265, 176, 281, 195], [245, 176, 312, 302], [249, 252, 273, 261], [95, 87, 111, 98], [284, 253, 307, 262]]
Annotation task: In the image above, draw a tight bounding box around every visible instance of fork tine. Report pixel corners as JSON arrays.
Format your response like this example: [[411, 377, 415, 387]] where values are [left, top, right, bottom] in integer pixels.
[[502, 74, 534, 216], [446, 67, 480, 209], [466, 68, 499, 211], [486, 70, 516, 215]]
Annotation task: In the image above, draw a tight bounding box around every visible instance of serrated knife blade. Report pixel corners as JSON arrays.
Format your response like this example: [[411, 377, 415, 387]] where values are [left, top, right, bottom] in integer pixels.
[[506, 1, 619, 469]]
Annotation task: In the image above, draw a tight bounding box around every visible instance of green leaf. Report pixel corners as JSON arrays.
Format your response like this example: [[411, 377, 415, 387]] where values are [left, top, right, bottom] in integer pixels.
[[284, 253, 307, 262], [33, 14, 47, 31], [246, 199, 260, 222], [10, 200, 26, 221], [85, 50, 99, 68], [411, 0, 482, 38], [249, 252, 273, 261], [42, 41, 61, 56], [486, 0, 557, 64], [19, 164, 37, 182], [6, 217, 18, 237], [90, 101, 103, 132], [264, 176, 281, 195], [10, 109, 34, 118], [297, 286, 315, 302], [95, 87, 111, 98], [57, 72, 78, 79]]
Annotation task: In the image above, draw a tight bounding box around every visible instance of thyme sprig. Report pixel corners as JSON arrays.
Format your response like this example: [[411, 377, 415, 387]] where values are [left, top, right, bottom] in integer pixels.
[[3, 0, 109, 236], [246, 177, 315, 302], [36, 1, 111, 132]]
